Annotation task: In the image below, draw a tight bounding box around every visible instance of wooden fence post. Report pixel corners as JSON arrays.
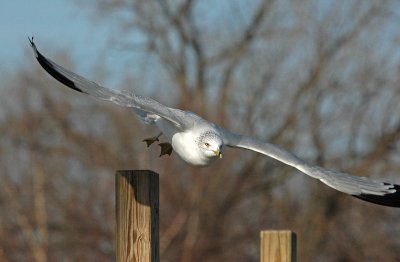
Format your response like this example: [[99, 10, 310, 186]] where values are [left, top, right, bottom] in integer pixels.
[[115, 170, 159, 262], [260, 230, 296, 262]]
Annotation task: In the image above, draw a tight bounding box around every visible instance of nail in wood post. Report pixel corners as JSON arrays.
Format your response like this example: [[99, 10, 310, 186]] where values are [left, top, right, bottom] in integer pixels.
[[260, 230, 296, 262], [116, 170, 159, 262]]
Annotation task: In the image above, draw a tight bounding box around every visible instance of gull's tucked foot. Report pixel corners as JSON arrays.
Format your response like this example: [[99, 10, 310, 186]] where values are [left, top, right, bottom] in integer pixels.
[[158, 142, 173, 157], [142, 133, 162, 147]]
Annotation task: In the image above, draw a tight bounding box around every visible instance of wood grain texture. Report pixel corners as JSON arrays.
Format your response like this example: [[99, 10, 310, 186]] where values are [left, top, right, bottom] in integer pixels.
[[116, 170, 159, 262], [260, 230, 296, 262]]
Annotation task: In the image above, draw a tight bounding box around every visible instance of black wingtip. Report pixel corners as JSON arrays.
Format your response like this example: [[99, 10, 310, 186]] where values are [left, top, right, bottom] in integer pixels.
[[28, 37, 87, 94], [28, 36, 35, 48], [352, 184, 400, 208], [29, 36, 42, 60]]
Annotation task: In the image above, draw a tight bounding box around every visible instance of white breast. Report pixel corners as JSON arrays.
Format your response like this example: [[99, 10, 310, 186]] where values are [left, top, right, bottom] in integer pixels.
[[171, 131, 216, 166], [155, 118, 216, 166]]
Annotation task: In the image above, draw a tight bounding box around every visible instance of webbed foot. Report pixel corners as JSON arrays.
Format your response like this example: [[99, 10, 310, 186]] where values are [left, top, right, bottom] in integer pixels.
[[142, 133, 162, 147], [158, 142, 173, 157]]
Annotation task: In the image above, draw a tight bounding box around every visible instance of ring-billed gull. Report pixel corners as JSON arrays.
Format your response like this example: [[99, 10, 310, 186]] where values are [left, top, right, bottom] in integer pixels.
[[29, 38, 400, 207]]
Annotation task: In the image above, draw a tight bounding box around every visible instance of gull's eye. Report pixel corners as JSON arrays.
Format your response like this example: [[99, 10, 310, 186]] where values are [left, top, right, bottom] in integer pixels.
[[204, 142, 210, 147]]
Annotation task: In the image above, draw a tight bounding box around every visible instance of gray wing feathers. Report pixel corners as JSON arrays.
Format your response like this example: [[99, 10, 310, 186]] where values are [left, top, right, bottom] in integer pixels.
[[303, 165, 395, 195], [222, 130, 307, 169], [132, 108, 160, 125], [222, 129, 399, 207], [29, 38, 186, 129]]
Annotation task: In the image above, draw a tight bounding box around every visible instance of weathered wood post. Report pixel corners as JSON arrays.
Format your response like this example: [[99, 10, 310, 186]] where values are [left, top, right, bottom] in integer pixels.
[[115, 170, 159, 262], [260, 230, 296, 262]]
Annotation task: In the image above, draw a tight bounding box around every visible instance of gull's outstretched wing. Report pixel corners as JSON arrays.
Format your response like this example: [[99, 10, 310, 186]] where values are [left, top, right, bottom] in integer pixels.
[[29, 38, 192, 130], [222, 129, 400, 207]]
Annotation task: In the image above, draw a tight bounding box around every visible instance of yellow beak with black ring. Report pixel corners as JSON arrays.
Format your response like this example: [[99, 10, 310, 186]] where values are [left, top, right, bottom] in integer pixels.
[[213, 149, 223, 158]]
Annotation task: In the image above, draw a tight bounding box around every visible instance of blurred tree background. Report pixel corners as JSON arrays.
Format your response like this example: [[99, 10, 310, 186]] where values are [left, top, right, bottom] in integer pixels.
[[1, 0, 400, 261]]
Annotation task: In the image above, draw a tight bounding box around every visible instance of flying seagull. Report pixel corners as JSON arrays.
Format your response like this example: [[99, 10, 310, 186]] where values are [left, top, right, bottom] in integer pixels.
[[29, 37, 400, 207]]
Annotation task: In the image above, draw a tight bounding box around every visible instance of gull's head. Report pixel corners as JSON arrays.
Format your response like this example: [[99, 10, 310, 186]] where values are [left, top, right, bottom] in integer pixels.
[[197, 131, 224, 159]]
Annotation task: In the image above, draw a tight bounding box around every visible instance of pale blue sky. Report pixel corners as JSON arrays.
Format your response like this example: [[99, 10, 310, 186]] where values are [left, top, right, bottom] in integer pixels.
[[1, 1, 111, 75], [3, 1, 400, 93]]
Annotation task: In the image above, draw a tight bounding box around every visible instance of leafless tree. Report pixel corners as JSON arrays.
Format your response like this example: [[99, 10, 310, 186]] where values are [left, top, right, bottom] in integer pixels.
[[1, 0, 400, 261]]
